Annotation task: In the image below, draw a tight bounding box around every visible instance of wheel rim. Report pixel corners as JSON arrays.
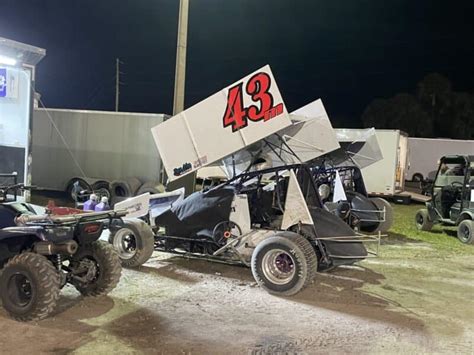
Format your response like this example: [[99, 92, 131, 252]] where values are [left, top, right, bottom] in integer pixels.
[[416, 213, 424, 228], [113, 228, 137, 259], [7, 273, 34, 308], [459, 224, 470, 242], [261, 249, 296, 285], [71, 180, 90, 201], [95, 187, 111, 200]]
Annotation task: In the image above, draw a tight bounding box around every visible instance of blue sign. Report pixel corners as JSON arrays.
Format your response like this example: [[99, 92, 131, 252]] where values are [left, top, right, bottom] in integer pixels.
[[0, 68, 6, 98]]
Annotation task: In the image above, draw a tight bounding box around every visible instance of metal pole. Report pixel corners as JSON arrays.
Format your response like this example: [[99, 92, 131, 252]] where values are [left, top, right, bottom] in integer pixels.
[[115, 58, 120, 112], [172, 0, 189, 115]]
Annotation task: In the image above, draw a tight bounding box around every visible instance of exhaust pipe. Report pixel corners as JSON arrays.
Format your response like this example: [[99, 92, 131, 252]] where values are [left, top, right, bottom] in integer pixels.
[[35, 240, 79, 255]]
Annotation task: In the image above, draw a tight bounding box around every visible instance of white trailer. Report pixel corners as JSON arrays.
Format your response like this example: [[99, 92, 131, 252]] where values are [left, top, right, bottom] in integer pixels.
[[407, 137, 474, 182], [335, 129, 409, 196], [32, 108, 166, 191]]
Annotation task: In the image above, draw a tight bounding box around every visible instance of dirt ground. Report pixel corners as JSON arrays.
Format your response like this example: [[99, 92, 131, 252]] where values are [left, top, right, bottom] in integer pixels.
[[0, 203, 473, 354]]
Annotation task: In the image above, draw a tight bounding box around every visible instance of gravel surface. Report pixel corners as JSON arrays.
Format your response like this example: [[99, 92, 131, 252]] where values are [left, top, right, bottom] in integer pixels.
[[0, 204, 472, 354]]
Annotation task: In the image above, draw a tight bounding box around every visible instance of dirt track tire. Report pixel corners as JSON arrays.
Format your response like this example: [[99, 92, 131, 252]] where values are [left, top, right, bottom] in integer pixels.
[[111, 180, 133, 198], [126, 177, 143, 196], [415, 209, 434, 231], [71, 241, 122, 297], [457, 219, 474, 244], [109, 219, 155, 267], [251, 233, 317, 296], [0, 253, 60, 321], [136, 180, 166, 195], [370, 197, 394, 233]]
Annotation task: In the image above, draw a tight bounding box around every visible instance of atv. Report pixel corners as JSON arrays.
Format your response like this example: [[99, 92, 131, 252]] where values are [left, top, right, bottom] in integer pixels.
[[110, 164, 379, 296], [415, 155, 474, 244], [0, 177, 125, 321]]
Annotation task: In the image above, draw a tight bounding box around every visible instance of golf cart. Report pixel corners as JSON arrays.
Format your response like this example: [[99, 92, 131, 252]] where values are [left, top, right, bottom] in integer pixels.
[[109, 66, 379, 296], [0, 174, 125, 321], [415, 155, 474, 244]]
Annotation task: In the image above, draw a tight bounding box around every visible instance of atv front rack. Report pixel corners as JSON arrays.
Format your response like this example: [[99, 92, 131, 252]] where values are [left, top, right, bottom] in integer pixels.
[[17, 210, 128, 227]]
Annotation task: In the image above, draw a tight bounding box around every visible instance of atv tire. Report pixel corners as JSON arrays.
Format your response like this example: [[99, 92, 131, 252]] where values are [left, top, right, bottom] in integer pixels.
[[0, 253, 60, 321], [251, 233, 317, 296], [457, 219, 474, 244], [415, 209, 433, 231], [71, 241, 122, 297], [109, 219, 155, 267], [370, 197, 394, 233]]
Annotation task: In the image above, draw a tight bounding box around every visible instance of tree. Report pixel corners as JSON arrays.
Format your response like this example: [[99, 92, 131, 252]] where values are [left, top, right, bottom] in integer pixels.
[[449, 93, 474, 139], [361, 73, 474, 139], [362, 93, 433, 137]]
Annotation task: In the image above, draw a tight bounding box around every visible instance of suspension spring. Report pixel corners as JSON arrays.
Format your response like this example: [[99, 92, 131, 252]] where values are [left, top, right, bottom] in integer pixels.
[[55, 254, 62, 271]]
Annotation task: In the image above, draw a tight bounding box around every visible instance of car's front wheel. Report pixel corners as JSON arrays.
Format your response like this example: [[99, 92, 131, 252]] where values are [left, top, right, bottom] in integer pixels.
[[457, 219, 474, 244], [251, 233, 317, 296], [415, 209, 434, 231]]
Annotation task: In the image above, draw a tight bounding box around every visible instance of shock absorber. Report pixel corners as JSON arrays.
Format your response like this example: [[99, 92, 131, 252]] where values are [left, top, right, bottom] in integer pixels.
[[55, 254, 62, 271]]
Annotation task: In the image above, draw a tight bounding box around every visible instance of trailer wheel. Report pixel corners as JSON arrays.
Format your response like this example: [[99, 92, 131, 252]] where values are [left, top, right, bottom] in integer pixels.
[[66, 178, 92, 202], [109, 219, 155, 267], [370, 197, 394, 233], [92, 180, 111, 200], [415, 209, 433, 231], [457, 220, 474, 244], [251, 233, 317, 296]]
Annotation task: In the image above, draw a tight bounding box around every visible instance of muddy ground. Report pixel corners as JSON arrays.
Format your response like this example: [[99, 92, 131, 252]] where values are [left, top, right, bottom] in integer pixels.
[[0, 203, 473, 354]]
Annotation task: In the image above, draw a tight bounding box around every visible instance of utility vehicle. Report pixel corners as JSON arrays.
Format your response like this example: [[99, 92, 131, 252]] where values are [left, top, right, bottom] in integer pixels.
[[415, 155, 474, 243]]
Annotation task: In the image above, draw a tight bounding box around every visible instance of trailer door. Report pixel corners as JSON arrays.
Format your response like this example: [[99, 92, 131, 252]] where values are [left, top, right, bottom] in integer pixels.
[[395, 133, 409, 192]]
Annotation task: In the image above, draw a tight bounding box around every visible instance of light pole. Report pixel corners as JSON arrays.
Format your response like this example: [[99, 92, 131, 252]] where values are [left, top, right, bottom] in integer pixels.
[[173, 0, 189, 115], [168, 0, 195, 194]]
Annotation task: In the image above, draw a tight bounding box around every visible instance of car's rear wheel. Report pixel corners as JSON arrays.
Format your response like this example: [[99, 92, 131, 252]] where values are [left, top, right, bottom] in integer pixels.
[[371, 197, 394, 233], [251, 233, 317, 296], [457, 220, 474, 244], [415, 209, 434, 231], [0, 253, 60, 321], [109, 219, 155, 267]]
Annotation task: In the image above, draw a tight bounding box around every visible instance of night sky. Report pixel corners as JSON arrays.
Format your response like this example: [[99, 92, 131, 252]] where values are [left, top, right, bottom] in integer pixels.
[[1, 0, 473, 127]]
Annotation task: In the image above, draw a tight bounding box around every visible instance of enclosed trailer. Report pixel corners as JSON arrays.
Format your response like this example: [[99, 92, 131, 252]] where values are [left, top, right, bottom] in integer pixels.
[[335, 129, 409, 196], [407, 137, 474, 182], [32, 108, 166, 191]]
